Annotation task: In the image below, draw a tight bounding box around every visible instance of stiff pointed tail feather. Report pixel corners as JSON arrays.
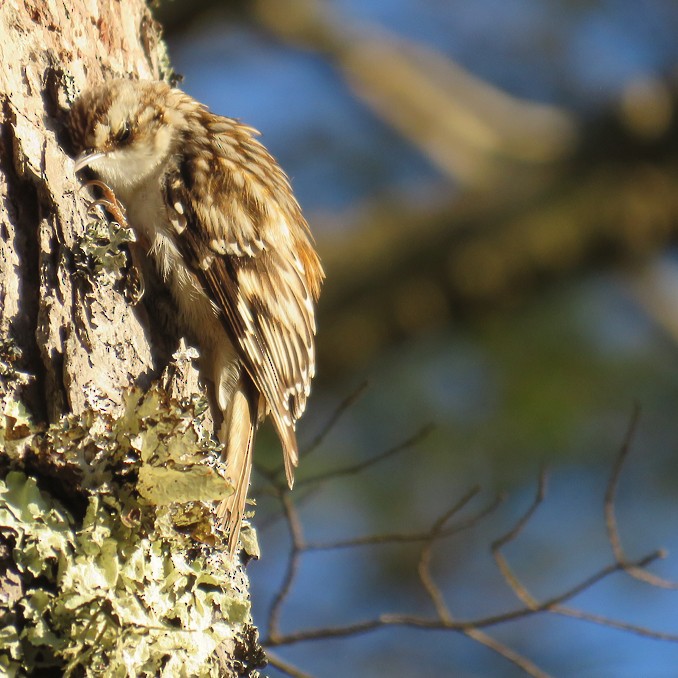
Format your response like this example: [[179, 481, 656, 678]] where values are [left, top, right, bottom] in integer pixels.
[[217, 377, 302, 556], [218, 381, 258, 558], [272, 413, 299, 490]]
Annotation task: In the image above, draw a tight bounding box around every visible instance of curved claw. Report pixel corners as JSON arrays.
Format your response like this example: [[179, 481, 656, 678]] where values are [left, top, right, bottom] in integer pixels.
[[80, 180, 128, 226], [87, 198, 116, 214]]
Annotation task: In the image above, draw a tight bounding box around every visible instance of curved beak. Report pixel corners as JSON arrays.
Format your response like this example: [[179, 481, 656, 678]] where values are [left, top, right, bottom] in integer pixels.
[[74, 149, 105, 173]]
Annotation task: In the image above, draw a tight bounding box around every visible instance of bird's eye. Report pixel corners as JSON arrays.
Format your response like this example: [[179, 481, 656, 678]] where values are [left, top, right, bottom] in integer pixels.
[[115, 121, 132, 144]]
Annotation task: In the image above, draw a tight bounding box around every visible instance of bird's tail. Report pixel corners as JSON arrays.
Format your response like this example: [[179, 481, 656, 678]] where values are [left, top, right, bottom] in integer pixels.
[[271, 414, 299, 490], [217, 378, 258, 558]]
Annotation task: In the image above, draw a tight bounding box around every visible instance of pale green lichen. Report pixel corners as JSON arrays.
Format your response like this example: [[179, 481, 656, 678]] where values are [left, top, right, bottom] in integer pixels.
[[74, 217, 136, 288], [0, 394, 36, 460], [156, 39, 177, 85], [0, 387, 262, 677], [60, 72, 80, 107]]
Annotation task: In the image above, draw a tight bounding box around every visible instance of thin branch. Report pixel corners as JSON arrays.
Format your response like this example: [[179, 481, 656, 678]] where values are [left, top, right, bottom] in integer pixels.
[[255, 418, 435, 535], [491, 468, 547, 608], [257, 381, 370, 485], [263, 549, 667, 646], [605, 404, 640, 562], [265, 649, 316, 678], [493, 466, 547, 551], [264, 617, 398, 646], [604, 405, 678, 589], [554, 605, 678, 642], [256, 484, 323, 531], [268, 492, 305, 643], [304, 490, 503, 551], [545, 551, 666, 604], [417, 490, 479, 623], [462, 627, 553, 678], [296, 423, 435, 488], [301, 380, 370, 458]]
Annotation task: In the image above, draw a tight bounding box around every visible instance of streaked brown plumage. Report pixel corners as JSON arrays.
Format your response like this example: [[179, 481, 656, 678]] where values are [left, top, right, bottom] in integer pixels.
[[69, 79, 324, 556]]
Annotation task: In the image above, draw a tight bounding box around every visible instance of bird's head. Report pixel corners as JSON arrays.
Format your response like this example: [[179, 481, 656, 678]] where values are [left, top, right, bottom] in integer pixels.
[[69, 79, 184, 192]]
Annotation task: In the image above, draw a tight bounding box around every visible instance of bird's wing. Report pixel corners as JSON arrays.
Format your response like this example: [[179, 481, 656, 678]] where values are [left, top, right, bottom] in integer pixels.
[[164, 128, 322, 484]]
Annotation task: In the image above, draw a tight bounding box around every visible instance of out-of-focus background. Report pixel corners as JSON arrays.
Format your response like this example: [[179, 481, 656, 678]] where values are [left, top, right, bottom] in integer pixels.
[[157, 1, 678, 675]]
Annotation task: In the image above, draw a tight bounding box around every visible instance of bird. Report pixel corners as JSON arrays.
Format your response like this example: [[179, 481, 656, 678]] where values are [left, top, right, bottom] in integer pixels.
[[68, 78, 324, 556]]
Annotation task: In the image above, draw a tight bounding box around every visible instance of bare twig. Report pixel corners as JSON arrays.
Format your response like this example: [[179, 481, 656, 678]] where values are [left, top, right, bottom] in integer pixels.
[[491, 468, 547, 608], [462, 627, 553, 678], [301, 380, 370, 458], [256, 484, 323, 531], [263, 549, 667, 646], [296, 423, 435, 488], [605, 405, 640, 562], [530, 551, 666, 612], [493, 467, 547, 551], [417, 489, 481, 622], [304, 489, 503, 551], [259, 381, 369, 485], [604, 406, 678, 589], [554, 605, 678, 642], [265, 649, 316, 678], [268, 492, 305, 643]]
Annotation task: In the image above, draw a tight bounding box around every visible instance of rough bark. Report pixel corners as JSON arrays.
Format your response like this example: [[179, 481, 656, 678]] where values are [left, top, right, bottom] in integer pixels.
[[0, 0, 168, 417], [0, 2, 261, 675]]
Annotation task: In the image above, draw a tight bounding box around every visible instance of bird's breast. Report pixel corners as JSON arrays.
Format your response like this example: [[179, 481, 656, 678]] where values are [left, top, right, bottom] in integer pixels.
[[124, 183, 226, 350]]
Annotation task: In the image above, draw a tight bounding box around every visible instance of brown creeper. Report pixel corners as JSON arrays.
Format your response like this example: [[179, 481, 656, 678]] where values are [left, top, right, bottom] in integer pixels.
[[69, 79, 324, 555]]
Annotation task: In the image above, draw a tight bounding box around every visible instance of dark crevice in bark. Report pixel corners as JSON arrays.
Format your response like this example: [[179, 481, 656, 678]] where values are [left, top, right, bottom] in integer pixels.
[[0, 98, 49, 423]]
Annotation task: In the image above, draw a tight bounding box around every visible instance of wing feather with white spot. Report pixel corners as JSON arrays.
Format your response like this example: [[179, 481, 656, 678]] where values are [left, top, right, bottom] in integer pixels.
[[164, 130, 323, 484]]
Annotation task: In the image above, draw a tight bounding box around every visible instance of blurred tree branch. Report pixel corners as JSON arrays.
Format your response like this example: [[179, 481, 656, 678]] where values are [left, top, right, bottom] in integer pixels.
[[316, 126, 678, 374], [252, 0, 576, 182]]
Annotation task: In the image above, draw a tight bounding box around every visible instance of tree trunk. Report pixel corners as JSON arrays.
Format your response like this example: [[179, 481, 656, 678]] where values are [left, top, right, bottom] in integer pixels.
[[0, 2, 262, 675]]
